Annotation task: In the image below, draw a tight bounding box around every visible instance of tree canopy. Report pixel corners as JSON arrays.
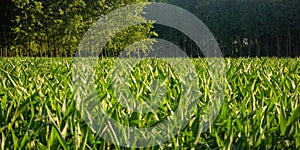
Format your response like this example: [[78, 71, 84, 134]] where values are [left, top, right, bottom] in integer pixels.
[[1, 0, 155, 57], [1, 0, 299, 57], [161, 0, 300, 57]]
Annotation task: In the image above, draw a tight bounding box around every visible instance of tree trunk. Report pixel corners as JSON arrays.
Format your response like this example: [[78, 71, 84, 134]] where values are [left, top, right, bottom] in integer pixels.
[[248, 35, 251, 57], [231, 36, 235, 57], [5, 47, 7, 57], [239, 35, 243, 57], [297, 32, 300, 56], [287, 25, 292, 57], [266, 38, 269, 56], [0, 24, 4, 57], [276, 33, 280, 57], [255, 33, 260, 57]]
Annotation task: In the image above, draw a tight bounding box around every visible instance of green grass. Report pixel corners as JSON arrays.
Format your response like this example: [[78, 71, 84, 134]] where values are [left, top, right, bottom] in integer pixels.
[[0, 57, 299, 149]]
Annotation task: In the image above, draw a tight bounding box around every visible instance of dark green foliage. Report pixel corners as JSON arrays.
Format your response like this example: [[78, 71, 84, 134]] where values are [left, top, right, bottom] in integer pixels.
[[1, 0, 153, 57], [0, 1, 300, 57], [160, 0, 300, 57]]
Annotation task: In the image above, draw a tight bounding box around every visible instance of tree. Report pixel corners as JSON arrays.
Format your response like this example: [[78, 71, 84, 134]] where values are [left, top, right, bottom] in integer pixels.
[[2, 0, 300, 57], [6, 0, 155, 57]]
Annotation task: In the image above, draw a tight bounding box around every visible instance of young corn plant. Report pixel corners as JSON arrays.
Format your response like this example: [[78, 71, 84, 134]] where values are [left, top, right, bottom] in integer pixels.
[[0, 57, 299, 149]]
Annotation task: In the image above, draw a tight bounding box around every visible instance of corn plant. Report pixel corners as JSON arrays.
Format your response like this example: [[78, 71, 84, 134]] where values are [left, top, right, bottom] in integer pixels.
[[0, 57, 299, 149]]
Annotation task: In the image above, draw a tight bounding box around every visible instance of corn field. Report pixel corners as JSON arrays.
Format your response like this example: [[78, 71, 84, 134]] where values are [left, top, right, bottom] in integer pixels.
[[0, 57, 299, 149]]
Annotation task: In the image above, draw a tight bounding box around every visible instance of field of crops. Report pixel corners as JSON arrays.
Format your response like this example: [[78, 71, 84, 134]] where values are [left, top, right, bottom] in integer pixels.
[[0, 57, 299, 149]]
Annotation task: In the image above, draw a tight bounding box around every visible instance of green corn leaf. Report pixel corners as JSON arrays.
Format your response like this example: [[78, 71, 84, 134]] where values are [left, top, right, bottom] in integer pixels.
[[11, 128, 18, 149], [279, 105, 287, 136], [79, 129, 89, 150], [62, 101, 75, 120], [287, 106, 300, 127], [1, 131, 6, 150], [52, 125, 69, 150], [8, 97, 31, 131], [235, 118, 243, 132], [20, 131, 29, 149]]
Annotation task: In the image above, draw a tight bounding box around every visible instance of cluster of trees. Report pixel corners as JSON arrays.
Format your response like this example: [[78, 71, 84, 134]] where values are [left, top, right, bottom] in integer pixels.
[[159, 0, 300, 57], [0, 0, 154, 57], [1, 0, 300, 57]]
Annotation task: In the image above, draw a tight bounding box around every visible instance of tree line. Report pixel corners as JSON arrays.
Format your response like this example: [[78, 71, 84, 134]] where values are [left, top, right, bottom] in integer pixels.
[[0, 0, 154, 57], [158, 0, 300, 57], [1, 0, 300, 57]]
